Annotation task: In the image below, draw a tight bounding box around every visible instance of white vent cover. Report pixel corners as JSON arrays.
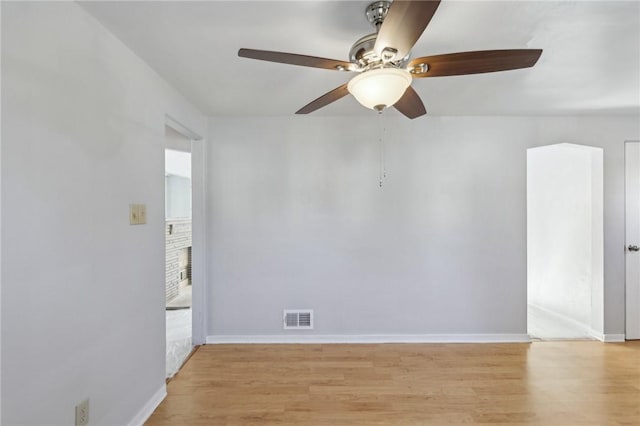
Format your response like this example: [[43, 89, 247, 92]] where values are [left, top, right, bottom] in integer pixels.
[[283, 309, 314, 330]]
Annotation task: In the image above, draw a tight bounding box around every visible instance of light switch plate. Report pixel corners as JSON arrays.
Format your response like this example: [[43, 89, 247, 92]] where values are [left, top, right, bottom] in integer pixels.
[[129, 204, 139, 225], [138, 204, 147, 224], [75, 398, 89, 426]]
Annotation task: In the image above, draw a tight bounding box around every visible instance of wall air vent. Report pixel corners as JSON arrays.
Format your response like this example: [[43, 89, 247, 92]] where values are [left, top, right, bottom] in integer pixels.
[[283, 309, 314, 330]]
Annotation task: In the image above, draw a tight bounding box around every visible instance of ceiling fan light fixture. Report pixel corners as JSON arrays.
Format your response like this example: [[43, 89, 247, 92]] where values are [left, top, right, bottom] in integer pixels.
[[348, 67, 412, 110]]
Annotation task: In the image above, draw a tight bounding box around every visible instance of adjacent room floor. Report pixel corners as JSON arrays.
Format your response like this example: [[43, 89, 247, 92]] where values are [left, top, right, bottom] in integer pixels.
[[165, 307, 192, 378], [527, 304, 594, 340], [146, 341, 640, 425], [166, 283, 193, 378]]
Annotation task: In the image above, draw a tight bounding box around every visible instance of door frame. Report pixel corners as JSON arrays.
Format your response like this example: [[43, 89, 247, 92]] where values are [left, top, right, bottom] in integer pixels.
[[625, 140, 640, 340], [165, 115, 206, 345], [526, 143, 604, 340]]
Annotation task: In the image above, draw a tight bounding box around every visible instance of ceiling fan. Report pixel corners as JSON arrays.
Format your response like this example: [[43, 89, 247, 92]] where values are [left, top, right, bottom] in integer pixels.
[[238, 0, 542, 119]]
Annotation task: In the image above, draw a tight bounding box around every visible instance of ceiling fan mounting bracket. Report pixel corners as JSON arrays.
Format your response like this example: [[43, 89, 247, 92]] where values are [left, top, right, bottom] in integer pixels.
[[410, 63, 429, 74], [381, 47, 398, 62], [365, 1, 392, 31]]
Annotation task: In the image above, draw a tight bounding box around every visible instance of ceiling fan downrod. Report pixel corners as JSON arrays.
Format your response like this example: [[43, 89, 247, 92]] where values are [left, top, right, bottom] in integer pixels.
[[366, 1, 392, 32]]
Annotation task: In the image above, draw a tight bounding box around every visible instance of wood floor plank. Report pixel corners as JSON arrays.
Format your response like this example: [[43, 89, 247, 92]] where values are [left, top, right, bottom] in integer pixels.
[[146, 341, 640, 425]]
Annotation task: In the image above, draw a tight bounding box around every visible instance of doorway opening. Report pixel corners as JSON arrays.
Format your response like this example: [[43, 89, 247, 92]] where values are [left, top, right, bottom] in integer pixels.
[[165, 125, 193, 378], [527, 143, 603, 340]]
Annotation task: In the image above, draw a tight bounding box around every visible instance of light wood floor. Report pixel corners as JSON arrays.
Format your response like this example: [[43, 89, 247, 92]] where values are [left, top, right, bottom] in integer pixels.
[[146, 341, 640, 425]]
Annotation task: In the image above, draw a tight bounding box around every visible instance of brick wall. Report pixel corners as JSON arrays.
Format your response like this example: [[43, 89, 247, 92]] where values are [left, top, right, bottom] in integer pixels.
[[166, 219, 192, 303]]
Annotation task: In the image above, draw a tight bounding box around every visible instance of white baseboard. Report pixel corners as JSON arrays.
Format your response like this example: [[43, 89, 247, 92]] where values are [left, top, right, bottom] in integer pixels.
[[602, 333, 626, 343], [590, 331, 625, 342], [127, 384, 166, 426], [206, 334, 531, 344]]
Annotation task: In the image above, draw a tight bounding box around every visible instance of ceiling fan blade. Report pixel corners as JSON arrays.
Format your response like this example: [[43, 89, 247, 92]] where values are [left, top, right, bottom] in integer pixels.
[[296, 83, 350, 115], [374, 0, 441, 62], [393, 86, 427, 119], [238, 48, 356, 72], [409, 49, 543, 77]]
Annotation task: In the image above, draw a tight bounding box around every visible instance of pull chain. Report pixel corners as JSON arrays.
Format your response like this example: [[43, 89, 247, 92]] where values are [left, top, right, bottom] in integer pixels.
[[378, 110, 387, 188], [382, 111, 387, 180]]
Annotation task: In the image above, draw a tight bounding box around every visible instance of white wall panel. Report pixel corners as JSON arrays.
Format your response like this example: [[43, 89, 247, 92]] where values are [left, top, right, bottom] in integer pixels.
[[1, 2, 205, 424]]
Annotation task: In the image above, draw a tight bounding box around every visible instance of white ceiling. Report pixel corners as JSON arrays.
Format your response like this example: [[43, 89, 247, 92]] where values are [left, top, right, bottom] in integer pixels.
[[81, 1, 640, 117]]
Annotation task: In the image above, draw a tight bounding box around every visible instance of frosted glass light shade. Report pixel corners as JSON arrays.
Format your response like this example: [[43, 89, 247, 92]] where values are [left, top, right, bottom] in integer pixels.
[[347, 68, 412, 110]]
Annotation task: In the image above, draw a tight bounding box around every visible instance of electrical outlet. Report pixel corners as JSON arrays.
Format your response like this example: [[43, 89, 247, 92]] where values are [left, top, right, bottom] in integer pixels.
[[75, 398, 89, 426]]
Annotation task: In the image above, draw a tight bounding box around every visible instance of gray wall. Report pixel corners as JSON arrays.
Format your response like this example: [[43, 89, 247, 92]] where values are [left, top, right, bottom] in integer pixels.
[[206, 116, 638, 339], [1, 2, 205, 424]]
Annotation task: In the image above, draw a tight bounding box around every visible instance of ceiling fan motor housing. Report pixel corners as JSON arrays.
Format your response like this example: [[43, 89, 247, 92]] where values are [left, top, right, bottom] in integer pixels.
[[353, 2, 410, 69], [349, 33, 410, 69]]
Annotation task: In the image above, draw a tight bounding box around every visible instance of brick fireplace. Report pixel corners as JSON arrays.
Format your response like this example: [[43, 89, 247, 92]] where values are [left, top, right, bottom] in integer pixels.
[[165, 219, 192, 303]]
